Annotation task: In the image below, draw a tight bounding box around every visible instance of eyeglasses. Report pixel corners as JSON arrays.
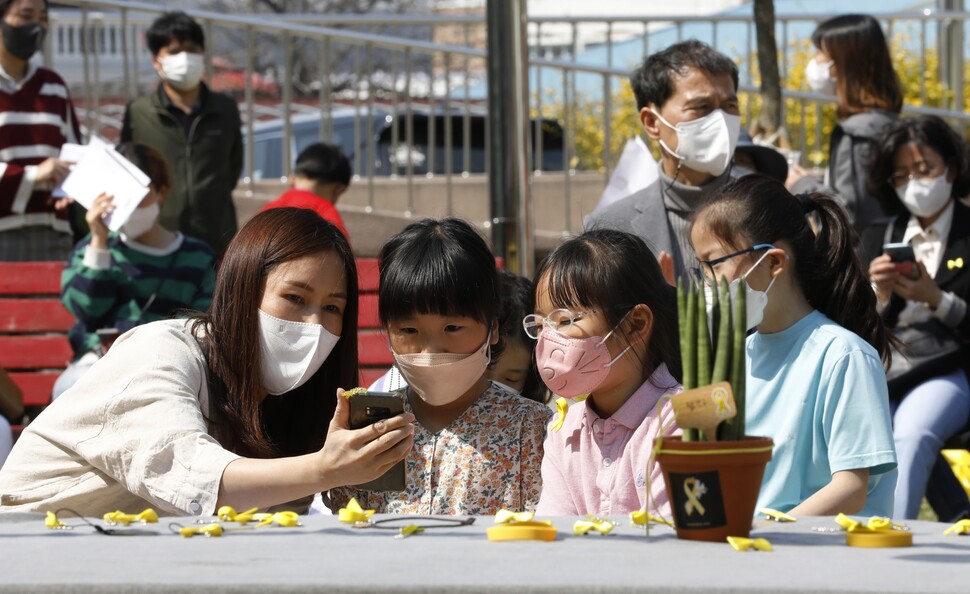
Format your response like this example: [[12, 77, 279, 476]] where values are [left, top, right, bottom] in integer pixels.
[[888, 164, 946, 188], [690, 243, 775, 285], [522, 308, 598, 340]]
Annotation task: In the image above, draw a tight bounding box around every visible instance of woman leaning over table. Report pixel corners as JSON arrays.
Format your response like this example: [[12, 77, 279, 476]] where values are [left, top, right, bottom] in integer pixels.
[[861, 115, 970, 520], [0, 207, 414, 516]]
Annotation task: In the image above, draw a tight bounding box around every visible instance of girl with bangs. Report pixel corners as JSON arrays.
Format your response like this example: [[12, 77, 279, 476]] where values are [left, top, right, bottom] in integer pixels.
[[328, 218, 550, 515], [531, 229, 683, 516]]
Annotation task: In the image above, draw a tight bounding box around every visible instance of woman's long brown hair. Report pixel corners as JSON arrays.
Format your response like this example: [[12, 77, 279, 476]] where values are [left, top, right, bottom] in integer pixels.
[[191, 207, 359, 458]]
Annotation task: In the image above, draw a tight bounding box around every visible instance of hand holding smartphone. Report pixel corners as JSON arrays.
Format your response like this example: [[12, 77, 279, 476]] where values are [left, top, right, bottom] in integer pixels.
[[883, 242, 920, 280], [347, 391, 406, 492]]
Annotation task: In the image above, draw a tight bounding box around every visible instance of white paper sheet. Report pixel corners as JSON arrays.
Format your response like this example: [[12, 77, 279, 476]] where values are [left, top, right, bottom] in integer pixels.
[[58, 143, 150, 232]]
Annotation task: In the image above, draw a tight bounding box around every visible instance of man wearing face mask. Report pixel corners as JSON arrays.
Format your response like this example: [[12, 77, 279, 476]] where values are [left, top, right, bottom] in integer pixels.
[[0, 0, 80, 261], [121, 11, 242, 258], [585, 40, 742, 281]]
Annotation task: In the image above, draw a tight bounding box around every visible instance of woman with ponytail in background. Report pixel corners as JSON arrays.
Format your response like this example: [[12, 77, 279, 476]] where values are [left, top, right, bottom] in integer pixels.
[[689, 175, 897, 516]]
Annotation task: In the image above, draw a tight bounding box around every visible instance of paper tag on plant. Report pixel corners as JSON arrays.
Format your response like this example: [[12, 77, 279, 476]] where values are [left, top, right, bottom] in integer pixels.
[[670, 382, 737, 439]]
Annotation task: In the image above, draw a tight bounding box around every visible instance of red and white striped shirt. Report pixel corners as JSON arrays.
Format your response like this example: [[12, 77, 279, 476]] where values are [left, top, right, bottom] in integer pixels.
[[0, 63, 80, 233]]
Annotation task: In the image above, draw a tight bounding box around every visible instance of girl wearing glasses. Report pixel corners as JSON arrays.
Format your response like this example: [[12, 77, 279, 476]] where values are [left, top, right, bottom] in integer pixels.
[[690, 175, 896, 516], [329, 218, 550, 515], [862, 115, 970, 520], [531, 229, 683, 516]]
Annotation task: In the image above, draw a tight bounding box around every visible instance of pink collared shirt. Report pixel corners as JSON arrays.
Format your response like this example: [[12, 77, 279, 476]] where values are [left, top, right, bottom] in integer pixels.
[[535, 363, 681, 517]]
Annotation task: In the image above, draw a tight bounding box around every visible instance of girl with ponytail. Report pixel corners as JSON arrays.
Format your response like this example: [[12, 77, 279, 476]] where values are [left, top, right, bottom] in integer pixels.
[[689, 174, 897, 517]]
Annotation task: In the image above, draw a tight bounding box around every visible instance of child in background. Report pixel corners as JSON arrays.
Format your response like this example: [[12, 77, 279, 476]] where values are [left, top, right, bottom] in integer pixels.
[[532, 229, 682, 516], [488, 270, 547, 403], [53, 143, 215, 399], [329, 218, 550, 514], [260, 142, 351, 241], [690, 175, 897, 516]]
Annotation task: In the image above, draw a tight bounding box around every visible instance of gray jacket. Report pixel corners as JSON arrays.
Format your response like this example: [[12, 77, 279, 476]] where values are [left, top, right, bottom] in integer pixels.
[[791, 109, 897, 233], [585, 170, 732, 281]]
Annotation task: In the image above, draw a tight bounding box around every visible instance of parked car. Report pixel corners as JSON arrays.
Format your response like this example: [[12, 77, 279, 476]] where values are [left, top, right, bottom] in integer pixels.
[[241, 106, 565, 182]]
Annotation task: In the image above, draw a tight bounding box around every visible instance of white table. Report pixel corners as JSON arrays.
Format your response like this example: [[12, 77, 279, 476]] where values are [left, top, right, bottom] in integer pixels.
[[2, 512, 968, 593]]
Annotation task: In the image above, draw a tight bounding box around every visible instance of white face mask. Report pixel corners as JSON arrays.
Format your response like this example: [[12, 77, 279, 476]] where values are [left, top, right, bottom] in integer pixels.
[[258, 309, 340, 395], [730, 250, 778, 331], [393, 332, 491, 406], [121, 202, 159, 239], [895, 171, 952, 218], [651, 108, 741, 176], [805, 59, 836, 95], [158, 52, 204, 91]]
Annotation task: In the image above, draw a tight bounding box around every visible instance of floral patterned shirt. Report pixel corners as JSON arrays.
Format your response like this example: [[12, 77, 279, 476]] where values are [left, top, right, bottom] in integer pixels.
[[329, 382, 551, 515]]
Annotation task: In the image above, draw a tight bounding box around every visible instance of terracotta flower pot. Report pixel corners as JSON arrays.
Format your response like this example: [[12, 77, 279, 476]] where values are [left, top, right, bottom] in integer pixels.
[[655, 435, 774, 542]]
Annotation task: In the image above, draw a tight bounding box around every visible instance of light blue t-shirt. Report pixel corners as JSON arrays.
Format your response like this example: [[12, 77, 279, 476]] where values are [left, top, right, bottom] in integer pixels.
[[747, 310, 897, 517]]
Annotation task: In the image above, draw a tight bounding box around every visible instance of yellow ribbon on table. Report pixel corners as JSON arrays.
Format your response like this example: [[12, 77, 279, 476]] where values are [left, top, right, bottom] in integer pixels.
[[45, 511, 70, 530], [727, 536, 773, 552], [944, 519, 970, 535], [573, 517, 615, 536], [103, 509, 158, 526], [835, 513, 907, 533], [217, 506, 260, 524], [338, 498, 376, 524], [947, 257, 964, 270], [253, 511, 301, 528], [629, 510, 673, 527], [178, 523, 224, 538], [397, 524, 425, 538], [758, 508, 797, 522], [494, 509, 535, 524]]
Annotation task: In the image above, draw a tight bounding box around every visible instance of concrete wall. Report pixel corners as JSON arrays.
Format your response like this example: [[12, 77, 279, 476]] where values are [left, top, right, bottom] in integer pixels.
[[234, 171, 610, 258]]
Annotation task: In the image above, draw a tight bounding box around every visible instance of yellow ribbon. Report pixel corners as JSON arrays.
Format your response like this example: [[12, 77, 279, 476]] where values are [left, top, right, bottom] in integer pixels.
[[758, 507, 797, 522], [253, 511, 301, 528], [683, 477, 706, 516], [712, 386, 731, 416], [45, 511, 70, 530], [573, 517, 615, 536], [338, 497, 376, 524], [551, 397, 569, 432], [494, 509, 535, 524], [178, 523, 224, 538], [629, 510, 674, 527], [341, 387, 368, 399], [727, 536, 773, 552], [835, 513, 907, 533], [217, 506, 260, 524], [944, 519, 970, 535], [947, 257, 964, 270], [103, 509, 159, 526]]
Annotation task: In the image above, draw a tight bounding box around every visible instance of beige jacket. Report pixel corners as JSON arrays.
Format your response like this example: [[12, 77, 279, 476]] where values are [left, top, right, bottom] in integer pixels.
[[0, 320, 240, 516]]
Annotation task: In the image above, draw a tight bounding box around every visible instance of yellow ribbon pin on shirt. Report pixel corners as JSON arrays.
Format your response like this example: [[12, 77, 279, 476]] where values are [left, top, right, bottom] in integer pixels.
[[727, 536, 773, 552], [494, 509, 535, 524], [944, 519, 970, 535], [947, 257, 964, 270], [551, 397, 569, 432], [573, 517, 615, 536], [338, 498, 376, 524]]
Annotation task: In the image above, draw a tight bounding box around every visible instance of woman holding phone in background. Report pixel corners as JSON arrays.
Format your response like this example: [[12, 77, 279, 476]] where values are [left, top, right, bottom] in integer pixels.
[[862, 115, 970, 519], [0, 208, 413, 516]]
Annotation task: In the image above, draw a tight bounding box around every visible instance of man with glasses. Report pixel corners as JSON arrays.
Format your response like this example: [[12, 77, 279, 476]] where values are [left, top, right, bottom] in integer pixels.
[[586, 40, 741, 282]]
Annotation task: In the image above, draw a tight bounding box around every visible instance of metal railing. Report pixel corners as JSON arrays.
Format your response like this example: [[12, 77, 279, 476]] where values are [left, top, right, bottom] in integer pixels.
[[47, 1, 970, 235]]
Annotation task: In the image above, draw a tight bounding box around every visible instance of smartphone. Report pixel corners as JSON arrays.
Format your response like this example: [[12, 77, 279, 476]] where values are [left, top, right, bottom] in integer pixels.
[[883, 242, 920, 280], [348, 391, 406, 492]]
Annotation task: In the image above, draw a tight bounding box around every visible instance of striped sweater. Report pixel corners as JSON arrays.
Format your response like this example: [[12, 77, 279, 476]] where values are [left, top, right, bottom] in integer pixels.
[[61, 232, 216, 358], [0, 65, 80, 233]]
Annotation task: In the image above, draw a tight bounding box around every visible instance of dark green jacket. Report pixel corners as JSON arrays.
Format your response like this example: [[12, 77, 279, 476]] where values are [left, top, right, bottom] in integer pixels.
[[121, 84, 243, 256]]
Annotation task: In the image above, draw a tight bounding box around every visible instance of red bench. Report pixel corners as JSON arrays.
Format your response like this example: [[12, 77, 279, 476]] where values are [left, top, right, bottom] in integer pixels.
[[0, 262, 75, 436], [355, 257, 392, 387]]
